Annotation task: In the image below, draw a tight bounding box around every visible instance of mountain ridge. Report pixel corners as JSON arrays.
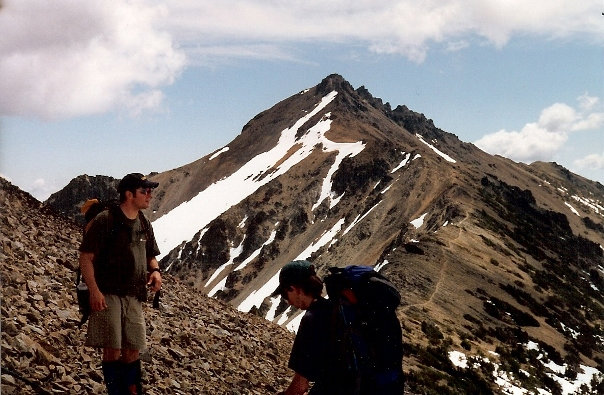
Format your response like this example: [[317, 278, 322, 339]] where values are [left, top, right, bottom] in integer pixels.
[[38, 73, 604, 393]]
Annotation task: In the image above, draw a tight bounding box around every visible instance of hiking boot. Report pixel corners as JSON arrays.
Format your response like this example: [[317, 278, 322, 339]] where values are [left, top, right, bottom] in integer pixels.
[[102, 360, 123, 395], [123, 359, 143, 394]]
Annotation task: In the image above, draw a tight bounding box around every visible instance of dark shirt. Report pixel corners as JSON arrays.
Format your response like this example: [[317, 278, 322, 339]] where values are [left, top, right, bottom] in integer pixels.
[[79, 207, 160, 300], [288, 297, 335, 394], [289, 297, 404, 394]]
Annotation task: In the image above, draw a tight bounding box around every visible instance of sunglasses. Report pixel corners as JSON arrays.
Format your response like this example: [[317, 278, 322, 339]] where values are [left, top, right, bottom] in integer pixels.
[[137, 188, 153, 196]]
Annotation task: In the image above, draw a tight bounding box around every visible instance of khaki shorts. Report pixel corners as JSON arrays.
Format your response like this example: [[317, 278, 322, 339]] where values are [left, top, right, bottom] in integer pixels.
[[85, 294, 146, 350]]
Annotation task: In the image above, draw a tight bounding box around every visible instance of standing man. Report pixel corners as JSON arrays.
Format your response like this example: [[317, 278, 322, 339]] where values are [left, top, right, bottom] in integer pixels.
[[79, 173, 162, 394]]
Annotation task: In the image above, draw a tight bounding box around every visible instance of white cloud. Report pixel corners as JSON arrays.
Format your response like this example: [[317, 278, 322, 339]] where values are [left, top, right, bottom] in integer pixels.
[[446, 40, 470, 52], [162, 0, 604, 64], [2, 1, 602, 119], [0, 0, 186, 119], [578, 93, 600, 112], [574, 153, 604, 170], [475, 94, 604, 163], [29, 178, 55, 201], [186, 44, 305, 67], [474, 124, 568, 163], [537, 103, 578, 133]]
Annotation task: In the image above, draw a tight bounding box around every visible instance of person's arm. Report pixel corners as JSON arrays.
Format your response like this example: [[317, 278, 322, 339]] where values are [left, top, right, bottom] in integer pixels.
[[147, 257, 162, 292], [280, 372, 309, 395], [79, 251, 106, 311]]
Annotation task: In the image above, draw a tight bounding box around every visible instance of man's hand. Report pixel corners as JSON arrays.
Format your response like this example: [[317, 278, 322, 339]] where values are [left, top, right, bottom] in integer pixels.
[[281, 373, 309, 395], [147, 271, 162, 292], [89, 289, 107, 311]]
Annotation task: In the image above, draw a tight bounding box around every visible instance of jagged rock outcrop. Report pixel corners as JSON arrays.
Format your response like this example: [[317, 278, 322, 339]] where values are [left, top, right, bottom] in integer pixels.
[[45, 175, 120, 225]]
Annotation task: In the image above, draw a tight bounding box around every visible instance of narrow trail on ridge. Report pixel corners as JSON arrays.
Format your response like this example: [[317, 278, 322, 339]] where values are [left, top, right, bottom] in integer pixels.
[[401, 214, 470, 313]]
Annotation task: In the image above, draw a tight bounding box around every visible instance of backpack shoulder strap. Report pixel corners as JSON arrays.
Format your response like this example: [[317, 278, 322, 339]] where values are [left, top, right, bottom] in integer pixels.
[[105, 204, 121, 238], [327, 297, 363, 394]]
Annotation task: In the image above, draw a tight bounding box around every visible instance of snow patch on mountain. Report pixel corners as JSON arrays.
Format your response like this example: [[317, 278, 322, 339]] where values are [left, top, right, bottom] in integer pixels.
[[153, 91, 365, 259], [571, 194, 604, 216], [205, 237, 245, 288], [237, 269, 281, 313], [410, 213, 428, 228], [295, 218, 346, 261], [343, 201, 382, 235], [208, 276, 227, 298], [310, 112, 365, 211], [564, 202, 580, 216], [391, 152, 411, 173], [234, 228, 277, 271], [416, 134, 457, 163], [209, 146, 229, 160], [375, 259, 389, 272], [449, 346, 602, 395]]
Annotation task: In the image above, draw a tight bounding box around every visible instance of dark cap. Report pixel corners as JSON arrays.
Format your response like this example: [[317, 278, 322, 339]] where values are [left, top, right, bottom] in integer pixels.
[[271, 260, 315, 297], [117, 173, 159, 193]]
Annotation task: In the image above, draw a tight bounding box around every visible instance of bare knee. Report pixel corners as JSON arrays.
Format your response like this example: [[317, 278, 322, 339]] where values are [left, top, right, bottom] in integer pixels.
[[121, 349, 140, 363], [103, 348, 121, 362]]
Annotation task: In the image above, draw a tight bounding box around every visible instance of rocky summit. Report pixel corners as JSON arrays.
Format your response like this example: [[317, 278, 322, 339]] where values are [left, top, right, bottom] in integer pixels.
[[0, 177, 294, 394]]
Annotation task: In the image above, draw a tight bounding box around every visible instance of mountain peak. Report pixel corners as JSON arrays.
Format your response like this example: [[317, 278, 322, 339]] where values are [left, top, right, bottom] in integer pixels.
[[317, 73, 355, 96]]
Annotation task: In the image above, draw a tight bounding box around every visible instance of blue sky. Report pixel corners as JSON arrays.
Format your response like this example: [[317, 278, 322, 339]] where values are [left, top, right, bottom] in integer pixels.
[[1, 1, 603, 201]]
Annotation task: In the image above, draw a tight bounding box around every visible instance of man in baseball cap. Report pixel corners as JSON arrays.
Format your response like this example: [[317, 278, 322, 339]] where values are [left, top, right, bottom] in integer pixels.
[[273, 260, 338, 394], [271, 260, 318, 299], [80, 172, 161, 394], [117, 173, 159, 193]]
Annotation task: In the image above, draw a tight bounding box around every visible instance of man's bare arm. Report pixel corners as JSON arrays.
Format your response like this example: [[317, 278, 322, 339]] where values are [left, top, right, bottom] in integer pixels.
[[147, 257, 162, 292], [79, 251, 106, 311]]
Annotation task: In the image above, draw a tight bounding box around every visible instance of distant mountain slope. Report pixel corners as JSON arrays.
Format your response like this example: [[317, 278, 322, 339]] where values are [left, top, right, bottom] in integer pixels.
[[44, 74, 604, 393]]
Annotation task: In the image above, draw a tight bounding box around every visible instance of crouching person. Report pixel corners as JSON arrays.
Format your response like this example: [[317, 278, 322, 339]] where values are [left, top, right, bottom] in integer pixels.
[[79, 173, 162, 394]]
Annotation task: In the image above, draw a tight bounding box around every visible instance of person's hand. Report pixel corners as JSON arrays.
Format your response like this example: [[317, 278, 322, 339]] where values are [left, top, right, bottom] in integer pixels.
[[89, 289, 107, 311], [147, 271, 162, 292]]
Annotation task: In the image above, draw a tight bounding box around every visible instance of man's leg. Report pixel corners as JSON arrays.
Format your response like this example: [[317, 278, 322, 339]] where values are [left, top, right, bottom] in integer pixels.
[[95, 295, 123, 395], [122, 349, 142, 394], [102, 348, 123, 395], [122, 296, 146, 394]]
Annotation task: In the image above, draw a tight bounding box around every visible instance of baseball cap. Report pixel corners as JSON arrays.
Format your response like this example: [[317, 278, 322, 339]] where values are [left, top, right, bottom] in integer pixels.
[[271, 260, 315, 297], [117, 173, 159, 193]]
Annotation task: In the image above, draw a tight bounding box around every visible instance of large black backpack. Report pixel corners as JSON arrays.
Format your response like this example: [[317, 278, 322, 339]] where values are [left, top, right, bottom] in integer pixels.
[[324, 265, 401, 310], [324, 265, 404, 394]]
